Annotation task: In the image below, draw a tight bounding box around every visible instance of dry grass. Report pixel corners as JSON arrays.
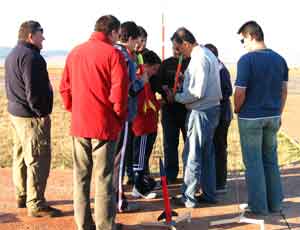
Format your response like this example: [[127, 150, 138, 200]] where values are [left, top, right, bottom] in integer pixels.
[[227, 65, 300, 78], [0, 67, 300, 174]]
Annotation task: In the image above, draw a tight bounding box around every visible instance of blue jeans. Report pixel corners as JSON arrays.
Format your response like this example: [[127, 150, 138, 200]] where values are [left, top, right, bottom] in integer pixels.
[[182, 106, 220, 207], [238, 117, 283, 214]]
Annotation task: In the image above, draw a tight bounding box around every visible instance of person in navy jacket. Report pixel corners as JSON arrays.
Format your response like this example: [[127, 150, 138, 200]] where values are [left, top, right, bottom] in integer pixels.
[[5, 20, 61, 218]]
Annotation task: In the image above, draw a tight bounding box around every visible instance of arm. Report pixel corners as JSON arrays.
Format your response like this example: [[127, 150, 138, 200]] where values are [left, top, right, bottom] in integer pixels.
[[155, 62, 169, 101], [129, 78, 145, 97], [60, 57, 72, 112], [280, 82, 288, 114], [23, 54, 53, 116], [109, 51, 130, 121], [175, 56, 208, 104], [234, 87, 246, 113], [234, 56, 250, 113], [280, 62, 289, 114], [220, 66, 233, 100], [127, 58, 145, 97]]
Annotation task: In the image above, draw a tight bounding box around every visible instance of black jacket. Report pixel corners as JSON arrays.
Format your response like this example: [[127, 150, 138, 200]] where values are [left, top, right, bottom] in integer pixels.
[[150, 56, 190, 114], [5, 41, 53, 117]]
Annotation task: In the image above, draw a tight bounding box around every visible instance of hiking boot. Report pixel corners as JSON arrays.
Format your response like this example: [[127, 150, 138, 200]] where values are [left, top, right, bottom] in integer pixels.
[[28, 205, 63, 217], [16, 196, 26, 208]]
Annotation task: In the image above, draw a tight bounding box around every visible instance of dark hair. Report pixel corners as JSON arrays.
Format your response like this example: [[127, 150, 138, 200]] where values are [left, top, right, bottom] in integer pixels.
[[143, 50, 161, 65], [237, 21, 264, 41], [171, 27, 196, 44], [94, 15, 120, 36], [204, 43, 218, 57], [120, 21, 140, 42], [18, 20, 43, 41], [138, 26, 147, 38]]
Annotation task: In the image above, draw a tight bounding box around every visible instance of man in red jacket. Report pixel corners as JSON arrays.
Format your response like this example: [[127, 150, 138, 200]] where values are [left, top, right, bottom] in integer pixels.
[[60, 15, 129, 230]]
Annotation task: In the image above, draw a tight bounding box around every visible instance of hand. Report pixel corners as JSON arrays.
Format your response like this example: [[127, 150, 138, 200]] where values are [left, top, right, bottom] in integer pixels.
[[158, 98, 166, 106], [162, 85, 174, 104], [279, 117, 282, 128], [175, 72, 184, 92], [141, 72, 149, 83], [234, 107, 239, 114], [166, 88, 174, 104]]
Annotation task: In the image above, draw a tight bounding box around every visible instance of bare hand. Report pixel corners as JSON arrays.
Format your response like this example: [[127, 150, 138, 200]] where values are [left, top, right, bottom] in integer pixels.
[[166, 89, 174, 104], [141, 73, 149, 83]]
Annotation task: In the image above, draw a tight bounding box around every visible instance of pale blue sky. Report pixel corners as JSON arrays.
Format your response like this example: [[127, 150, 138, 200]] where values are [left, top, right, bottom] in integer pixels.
[[1, 0, 300, 66]]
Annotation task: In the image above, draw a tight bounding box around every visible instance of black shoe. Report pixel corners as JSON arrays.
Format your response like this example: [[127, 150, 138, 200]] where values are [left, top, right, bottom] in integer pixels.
[[116, 223, 123, 230], [28, 205, 63, 217], [171, 196, 186, 207], [117, 199, 140, 213], [196, 195, 217, 204], [16, 196, 26, 208], [143, 175, 157, 191]]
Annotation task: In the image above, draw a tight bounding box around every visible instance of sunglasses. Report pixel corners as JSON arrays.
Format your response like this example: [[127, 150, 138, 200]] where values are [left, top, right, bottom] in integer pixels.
[[240, 38, 244, 44], [33, 27, 44, 34]]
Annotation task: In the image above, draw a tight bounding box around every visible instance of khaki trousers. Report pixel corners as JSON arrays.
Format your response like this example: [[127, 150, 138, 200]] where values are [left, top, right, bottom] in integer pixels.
[[10, 115, 51, 210], [72, 137, 117, 230]]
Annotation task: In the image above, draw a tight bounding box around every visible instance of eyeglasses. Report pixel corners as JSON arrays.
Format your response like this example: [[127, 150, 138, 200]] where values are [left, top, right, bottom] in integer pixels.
[[240, 38, 244, 44], [33, 27, 43, 33]]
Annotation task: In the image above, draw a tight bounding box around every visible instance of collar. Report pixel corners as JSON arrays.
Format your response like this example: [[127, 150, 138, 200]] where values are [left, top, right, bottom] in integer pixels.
[[89, 32, 112, 45], [18, 41, 40, 53]]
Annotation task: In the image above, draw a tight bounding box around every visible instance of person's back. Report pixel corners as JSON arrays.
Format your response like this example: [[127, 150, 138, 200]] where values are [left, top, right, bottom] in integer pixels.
[[61, 32, 128, 140], [60, 15, 128, 230], [234, 20, 288, 216], [237, 49, 288, 118]]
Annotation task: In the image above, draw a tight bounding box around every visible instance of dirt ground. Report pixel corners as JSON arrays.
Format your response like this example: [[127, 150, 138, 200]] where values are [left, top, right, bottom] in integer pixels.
[[0, 164, 300, 230], [0, 77, 299, 229]]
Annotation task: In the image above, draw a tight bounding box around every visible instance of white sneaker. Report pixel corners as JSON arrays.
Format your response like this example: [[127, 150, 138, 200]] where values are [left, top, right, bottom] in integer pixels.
[[239, 203, 250, 212], [132, 186, 157, 199]]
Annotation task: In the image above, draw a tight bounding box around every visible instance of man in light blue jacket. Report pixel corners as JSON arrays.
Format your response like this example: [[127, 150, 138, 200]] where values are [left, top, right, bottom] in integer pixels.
[[171, 27, 222, 208]]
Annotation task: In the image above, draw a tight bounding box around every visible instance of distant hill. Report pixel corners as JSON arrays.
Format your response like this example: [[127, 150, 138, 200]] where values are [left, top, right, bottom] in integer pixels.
[[0, 47, 11, 59], [0, 46, 68, 66]]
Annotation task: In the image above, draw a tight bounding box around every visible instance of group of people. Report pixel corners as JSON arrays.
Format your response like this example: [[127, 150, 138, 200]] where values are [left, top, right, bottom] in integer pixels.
[[4, 14, 288, 230]]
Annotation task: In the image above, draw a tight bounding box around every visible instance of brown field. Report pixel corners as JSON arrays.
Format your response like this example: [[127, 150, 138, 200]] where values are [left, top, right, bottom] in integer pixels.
[[1, 65, 300, 79], [0, 66, 299, 173]]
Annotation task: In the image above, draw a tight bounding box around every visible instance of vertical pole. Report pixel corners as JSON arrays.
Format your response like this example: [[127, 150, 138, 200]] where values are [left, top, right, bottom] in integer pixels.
[[162, 13, 165, 61]]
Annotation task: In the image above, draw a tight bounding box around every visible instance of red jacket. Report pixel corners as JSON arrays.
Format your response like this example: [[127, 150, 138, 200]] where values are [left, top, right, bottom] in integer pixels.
[[132, 83, 160, 136], [60, 32, 129, 140]]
